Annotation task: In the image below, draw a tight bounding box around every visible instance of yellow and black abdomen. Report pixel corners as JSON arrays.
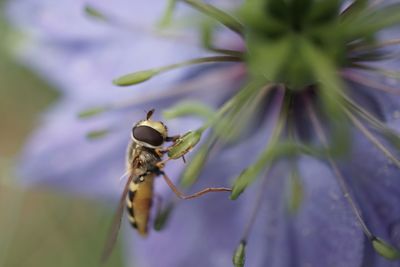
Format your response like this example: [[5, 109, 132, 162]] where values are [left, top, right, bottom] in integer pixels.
[[126, 174, 155, 236]]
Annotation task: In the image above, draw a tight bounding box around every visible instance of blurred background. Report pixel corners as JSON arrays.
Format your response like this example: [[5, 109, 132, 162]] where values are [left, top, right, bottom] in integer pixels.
[[0, 1, 124, 266]]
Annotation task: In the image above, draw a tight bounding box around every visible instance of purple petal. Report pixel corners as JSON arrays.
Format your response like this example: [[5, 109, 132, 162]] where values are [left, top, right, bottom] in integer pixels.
[[120, 117, 365, 267], [7, 0, 205, 100], [294, 157, 364, 267], [343, 125, 400, 266]]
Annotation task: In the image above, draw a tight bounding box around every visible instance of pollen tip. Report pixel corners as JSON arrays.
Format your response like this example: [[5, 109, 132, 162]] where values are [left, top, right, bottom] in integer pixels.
[[167, 130, 202, 159], [78, 106, 108, 119], [372, 237, 400, 261], [232, 240, 246, 267], [113, 70, 156, 86]]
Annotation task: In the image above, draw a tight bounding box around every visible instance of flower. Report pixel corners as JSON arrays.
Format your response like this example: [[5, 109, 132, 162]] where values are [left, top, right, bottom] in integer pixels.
[[8, 0, 400, 267]]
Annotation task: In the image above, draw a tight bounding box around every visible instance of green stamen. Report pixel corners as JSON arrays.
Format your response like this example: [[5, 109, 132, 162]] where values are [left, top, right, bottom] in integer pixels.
[[154, 203, 175, 231], [158, 0, 178, 27], [232, 240, 246, 267], [167, 130, 203, 159], [78, 106, 110, 119], [200, 22, 244, 56], [113, 56, 242, 86], [341, 94, 400, 151], [163, 101, 215, 121], [230, 88, 287, 200], [372, 238, 400, 261], [84, 5, 108, 21], [113, 70, 159, 86], [86, 129, 110, 140], [342, 71, 400, 95], [182, 0, 244, 35], [180, 141, 212, 188], [287, 166, 303, 214], [346, 110, 400, 169]]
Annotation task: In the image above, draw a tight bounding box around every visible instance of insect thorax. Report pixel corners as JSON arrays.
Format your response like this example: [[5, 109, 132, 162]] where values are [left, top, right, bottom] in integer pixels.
[[126, 140, 161, 176]]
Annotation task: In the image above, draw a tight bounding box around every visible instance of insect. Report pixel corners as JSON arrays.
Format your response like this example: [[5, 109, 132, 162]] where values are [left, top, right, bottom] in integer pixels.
[[101, 109, 231, 262]]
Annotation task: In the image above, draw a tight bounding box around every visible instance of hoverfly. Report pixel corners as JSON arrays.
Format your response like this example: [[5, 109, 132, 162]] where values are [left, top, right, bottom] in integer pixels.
[[101, 109, 231, 262]]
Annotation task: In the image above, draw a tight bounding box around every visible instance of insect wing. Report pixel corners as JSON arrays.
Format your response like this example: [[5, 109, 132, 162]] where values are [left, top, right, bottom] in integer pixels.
[[100, 173, 134, 263]]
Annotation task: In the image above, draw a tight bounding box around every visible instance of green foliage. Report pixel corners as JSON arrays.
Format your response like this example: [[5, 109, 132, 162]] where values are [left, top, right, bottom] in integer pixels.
[[0, 188, 124, 267], [0, 10, 59, 155]]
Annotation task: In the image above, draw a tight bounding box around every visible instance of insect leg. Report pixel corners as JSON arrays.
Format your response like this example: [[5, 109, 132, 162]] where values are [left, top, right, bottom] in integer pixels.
[[166, 135, 180, 142], [156, 134, 182, 155], [155, 155, 185, 167], [158, 170, 231, 200], [155, 158, 170, 170]]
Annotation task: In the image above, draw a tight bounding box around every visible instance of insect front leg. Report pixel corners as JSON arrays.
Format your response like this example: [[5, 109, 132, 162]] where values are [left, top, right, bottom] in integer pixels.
[[155, 157, 169, 170], [155, 135, 181, 157], [154, 144, 179, 169], [166, 135, 180, 142], [155, 135, 182, 157], [158, 170, 232, 200], [155, 137, 180, 156], [156, 134, 187, 164]]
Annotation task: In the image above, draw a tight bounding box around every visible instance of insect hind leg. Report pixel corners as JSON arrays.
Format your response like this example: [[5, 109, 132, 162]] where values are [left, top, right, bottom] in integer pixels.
[[158, 170, 232, 200]]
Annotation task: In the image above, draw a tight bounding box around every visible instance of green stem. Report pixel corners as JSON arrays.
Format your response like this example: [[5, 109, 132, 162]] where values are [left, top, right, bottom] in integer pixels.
[[207, 47, 244, 57], [113, 55, 242, 86], [345, 109, 400, 168], [156, 55, 243, 73], [182, 0, 244, 35], [199, 80, 269, 131], [306, 95, 375, 240]]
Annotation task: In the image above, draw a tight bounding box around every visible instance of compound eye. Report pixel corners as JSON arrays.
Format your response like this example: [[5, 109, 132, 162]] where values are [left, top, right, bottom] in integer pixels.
[[132, 126, 164, 146]]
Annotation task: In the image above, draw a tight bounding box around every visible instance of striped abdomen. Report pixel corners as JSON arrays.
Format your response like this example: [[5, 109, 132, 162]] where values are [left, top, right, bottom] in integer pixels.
[[126, 174, 155, 236]]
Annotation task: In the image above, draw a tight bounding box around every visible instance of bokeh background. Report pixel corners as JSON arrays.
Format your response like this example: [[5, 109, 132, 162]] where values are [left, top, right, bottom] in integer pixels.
[[0, 1, 124, 266]]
